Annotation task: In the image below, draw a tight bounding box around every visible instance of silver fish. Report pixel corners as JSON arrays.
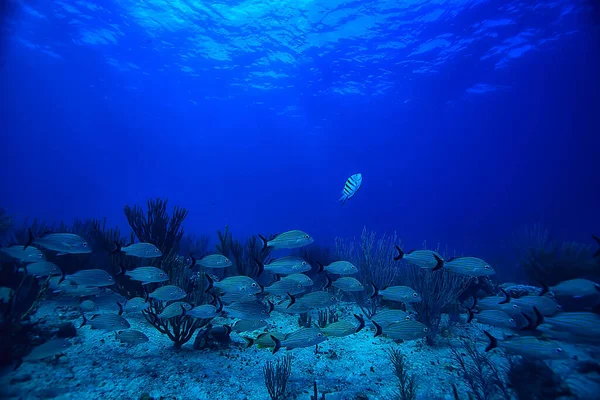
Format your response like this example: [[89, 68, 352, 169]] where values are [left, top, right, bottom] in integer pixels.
[[65, 269, 114, 287], [260, 230, 314, 250], [548, 278, 600, 298], [23, 339, 71, 361], [321, 315, 365, 337], [512, 295, 561, 317], [232, 319, 267, 333], [198, 254, 232, 269], [274, 300, 311, 315], [264, 279, 305, 296], [158, 302, 191, 319], [81, 313, 130, 331], [124, 297, 149, 313], [338, 173, 362, 206], [471, 310, 517, 329], [220, 292, 257, 304], [1, 245, 45, 263], [188, 303, 222, 319], [444, 257, 495, 276], [484, 331, 569, 359], [80, 300, 98, 313], [23, 262, 61, 277], [118, 242, 162, 258], [207, 275, 262, 295], [32, 233, 91, 255], [317, 261, 358, 275], [272, 327, 327, 353], [115, 330, 149, 346], [125, 267, 168, 284], [372, 285, 421, 303], [477, 296, 523, 317], [330, 277, 364, 292], [394, 247, 443, 270], [371, 309, 413, 329], [243, 332, 286, 349], [149, 285, 187, 301], [224, 301, 271, 320], [375, 320, 429, 341], [283, 274, 313, 287], [296, 291, 337, 310], [542, 312, 600, 337], [262, 257, 311, 275]]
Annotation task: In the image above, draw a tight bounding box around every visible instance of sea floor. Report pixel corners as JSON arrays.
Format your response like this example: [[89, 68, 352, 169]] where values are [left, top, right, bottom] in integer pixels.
[[1, 292, 599, 400]]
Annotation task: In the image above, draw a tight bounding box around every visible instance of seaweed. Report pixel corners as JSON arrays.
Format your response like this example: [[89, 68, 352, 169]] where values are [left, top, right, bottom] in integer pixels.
[[388, 348, 418, 400], [263, 354, 293, 400], [216, 226, 272, 278]]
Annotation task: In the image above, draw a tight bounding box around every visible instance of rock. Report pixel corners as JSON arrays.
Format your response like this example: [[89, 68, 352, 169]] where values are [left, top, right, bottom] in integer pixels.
[[56, 322, 77, 338], [10, 374, 32, 385]]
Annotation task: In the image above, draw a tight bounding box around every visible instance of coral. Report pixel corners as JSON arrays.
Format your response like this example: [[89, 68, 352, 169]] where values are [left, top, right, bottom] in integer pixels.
[[502, 284, 541, 298], [318, 307, 338, 328], [179, 233, 210, 258], [298, 312, 312, 328], [216, 226, 272, 278], [263, 354, 293, 400], [310, 381, 326, 400], [387, 348, 418, 400]]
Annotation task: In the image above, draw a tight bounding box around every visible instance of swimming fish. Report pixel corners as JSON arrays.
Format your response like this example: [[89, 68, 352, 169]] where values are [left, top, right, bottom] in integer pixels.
[[468, 309, 517, 329], [338, 173, 362, 206], [542, 278, 600, 298], [260, 257, 311, 275], [484, 331, 569, 359], [22, 262, 61, 278], [1, 245, 46, 263], [541, 312, 600, 337], [321, 314, 365, 337], [188, 297, 223, 319], [317, 261, 358, 275], [115, 330, 149, 346], [283, 274, 313, 287], [220, 292, 257, 304], [198, 254, 232, 269], [81, 313, 130, 331], [123, 297, 149, 313], [64, 269, 114, 287], [326, 276, 364, 292], [512, 295, 562, 317], [80, 300, 98, 313], [371, 284, 421, 303], [393, 247, 443, 271], [371, 309, 413, 329], [374, 320, 429, 341], [158, 302, 192, 319], [232, 319, 267, 333], [27, 231, 91, 255], [114, 242, 162, 258], [206, 275, 262, 295], [243, 332, 286, 349], [125, 267, 168, 285], [259, 230, 314, 250], [444, 257, 495, 277], [22, 339, 71, 361], [223, 301, 271, 320], [294, 291, 338, 310], [271, 327, 327, 353], [148, 285, 187, 301], [264, 278, 306, 296]]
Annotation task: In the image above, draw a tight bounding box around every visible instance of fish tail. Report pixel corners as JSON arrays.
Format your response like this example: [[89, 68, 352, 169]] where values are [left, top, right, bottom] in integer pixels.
[[471, 295, 478, 309], [593, 235, 600, 257], [483, 331, 497, 352], [267, 300, 274, 314], [432, 254, 444, 271], [242, 337, 254, 349], [286, 292, 296, 308], [259, 235, 268, 251], [467, 308, 474, 324], [324, 276, 332, 290], [354, 314, 365, 333], [58, 270, 66, 285], [393, 245, 404, 261], [338, 193, 348, 206], [205, 274, 214, 293], [271, 335, 282, 354], [255, 258, 264, 277], [258, 283, 264, 294], [532, 306, 544, 329], [216, 296, 224, 313], [13, 359, 23, 371], [112, 241, 122, 255], [180, 304, 188, 317], [116, 262, 125, 276], [539, 281, 549, 296], [189, 252, 196, 269], [499, 288, 511, 304], [79, 313, 87, 328], [143, 286, 149, 303], [520, 312, 534, 331], [23, 228, 34, 250], [117, 302, 124, 316], [372, 321, 382, 337], [369, 281, 379, 299], [316, 261, 325, 273]]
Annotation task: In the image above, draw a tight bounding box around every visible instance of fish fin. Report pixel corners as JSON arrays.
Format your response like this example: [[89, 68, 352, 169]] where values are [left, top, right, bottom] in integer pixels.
[[259, 235, 268, 251], [432, 254, 444, 271], [539, 281, 549, 296], [447, 257, 456, 262], [593, 235, 600, 258], [205, 274, 214, 293], [499, 288, 510, 304], [471, 295, 478, 309], [393, 245, 404, 261], [483, 331, 497, 352], [372, 321, 382, 337], [13, 358, 23, 371], [286, 292, 296, 308], [116, 262, 125, 276], [58, 270, 66, 285], [255, 259, 264, 277], [273, 274, 281, 283], [141, 282, 150, 286], [143, 286, 149, 302], [258, 283, 264, 294], [316, 261, 324, 273], [369, 281, 379, 299], [353, 314, 365, 333], [324, 276, 332, 290], [532, 307, 544, 330], [271, 335, 281, 354], [467, 309, 474, 324], [111, 241, 122, 255], [79, 313, 87, 328], [520, 312, 533, 331], [242, 337, 254, 348], [23, 228, 34, 250], [180, 304, 187, 317], [267, 300, 274, 314], [189, 252, 196, 269]]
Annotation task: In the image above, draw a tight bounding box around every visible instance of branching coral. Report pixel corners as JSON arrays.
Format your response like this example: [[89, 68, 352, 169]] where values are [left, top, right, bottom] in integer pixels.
[[263, 354, 293, 400], [388, 348, 418, 400], [216, 226, 271, 277]]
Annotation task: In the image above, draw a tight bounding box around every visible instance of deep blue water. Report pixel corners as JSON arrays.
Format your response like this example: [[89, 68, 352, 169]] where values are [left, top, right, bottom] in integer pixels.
[[1, 0, 599, 258]]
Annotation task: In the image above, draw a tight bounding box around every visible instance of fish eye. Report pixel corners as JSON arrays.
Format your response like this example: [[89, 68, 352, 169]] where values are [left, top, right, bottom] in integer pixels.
[[251, 283, 257, 287], [154, 248, 159, 252], [484, 265, 490, 269], [304, 235, 309, 239], [37, 254, 43, 259], [317, 333, 323, 337], [83, 243, 88, 247], [405, 316, 411, 321], [509, 318, 514, 323], [512, 305, 518, 309], [412, 293, 418, 297], [556, 348, 563, 353], [423, 328, 429, 333], [108, 276, 113, 281], [302, 262, 306, 266]]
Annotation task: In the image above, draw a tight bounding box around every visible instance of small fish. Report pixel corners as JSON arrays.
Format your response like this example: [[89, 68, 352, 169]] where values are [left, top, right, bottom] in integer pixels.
[[22, 262, 61, 278], [220, 292, 257, 304], [80, 300, 98, 313], [272, 327, 327, 353], [224, 301, 271, 320], [243, 332, 286, 349], [198, 254, 232, 269], [264, 279, 306, 296], [28, 232, 91, 255], [123, 297, 149, 313], [543, 278, 600, 298], [321, 314, 365, 337], [64, 269, 115, 287], [393, 247, 444, 271], [114, 242, 162, 258], [542, 312, 600, 337], [81, 313, 130, 331], [338, 173, 362, 206], [295, 291, 338, 310], [512, 295, 561, 317], [125, 267, 168, 285], [326, 276, 364, 292], [206, 275, 262, 295], [148, 285, 187, 301], [0, 287, 14, 303], [371, 284, 421, 303], [477, 296, 522, 316], [261, 257, 311, 275], [469, 310, 517, 329], [23, 339, 71, 361], [283, 274, 313, 287], [232, 319, 267, 333], [158, 302, 192, 319], [259, 230, 314, 250], [274, 300, 311, 314], [317, 261, 358, 275], [374, 320, 429, 341], [115, 330, 149, 346], [188, 299, 223, 319], [484, 331, 569, 359], [372, 309, 413, 328], [1, 245, 46, 263], [444, 257, 495, 276]]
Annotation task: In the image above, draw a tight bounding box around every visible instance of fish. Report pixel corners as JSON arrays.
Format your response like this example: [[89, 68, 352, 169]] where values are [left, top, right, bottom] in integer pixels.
[[321, 314, 365, 337], [123, 297, 149, 313], [188, 297, 223, 319], [541, 312, 600, 337], [158, 302, 192, 319], [271, 327, 327, 353], [326, 276, 364, 292], [294, 291, 338, 309], [27, 231, 91, 255], [125, 267, 169, 285], [374, 320, 429, 341], [512, 295, 562, 317], [148, 285, 187, 301], [468, 310, 517, 329], [542, 278, 600, 298], [220, 292, 257, 304], [1, 245, 46, 263], [243, 332, 286, 349], [283, 274, 313, 287], [274, 300, 311, 314], [80, 300, 98, 313], [338, 173, 362, 206], [80, 313, 130, 331], [232, 319, 267, 333], [371, 284, 421, 303], [260, 257, 311, 275], [22, 262, 61, 278], [476, 296, 522, 316], [443, 257, 495, 276], [23, 339, 71, 361], [393, 247, 444, 271], [198, 254, 232, 269], [223, 301, 271, 320], [259, 230, 314, 250], [64, 269, 115, 287], [114, 242, 162, 258], [371, 309, 413, 329], [484, 331, 569, 359], [115, 330, 149, 346], [317, 261, 358, 275], [206, 275, 262, 295], [264, 278, 306, 296]]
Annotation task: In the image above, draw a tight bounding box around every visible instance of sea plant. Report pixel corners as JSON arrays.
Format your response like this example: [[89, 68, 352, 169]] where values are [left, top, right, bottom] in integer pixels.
[[263, 354, 293, 400], [388, 347, 418, 400], [216, 226, 272, 278]]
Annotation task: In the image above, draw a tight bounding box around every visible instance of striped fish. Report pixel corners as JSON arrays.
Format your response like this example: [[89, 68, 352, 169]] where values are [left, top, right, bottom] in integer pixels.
[[23, 339, 71, 361], [114, 242, 162, 258], [243, 332, 286, 349], [125, 267, 168, 285], [23, 262, 61, 278], [65, 269, 114, 287], [206, 275, 262, 295], [198, 254, 232, 269], [329, 277, 364, 292], [371, 284, 421, 303], [1, 245, 46, 263], [259, 231, 314, 250], [317, 261, 358, 275], [272, 327, 327, 353], [374, 319, 429, 340], [220, 292, 257, 304], [484, 331, 569, 359], [372, 309, 413, 329], [29, 232, 91, 255], [158, 302, 191, 319], [393, 247, 443, 271], [338, 173, 362, 206], [512, 295, 561, 317], [321, 314, 365, 337], [542, 312, 600, 337], [470, 310, 517, 329], [123, 297, 149, 313], [80, 300, 98, 313], [232, 319, 267, 333], [81, 313, 130, 331], [187, 300, 223, 319], [444, 257, 495, 277], [264, 279, 305, 296], [148, 285, 187, 301], [115, 330, 149, 346], [295, 291, 338, 310], [261, 257, 311, 275], [546, 278, 600, 298], [283, 274, 313, 287], [224, 301, 271, 320]]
